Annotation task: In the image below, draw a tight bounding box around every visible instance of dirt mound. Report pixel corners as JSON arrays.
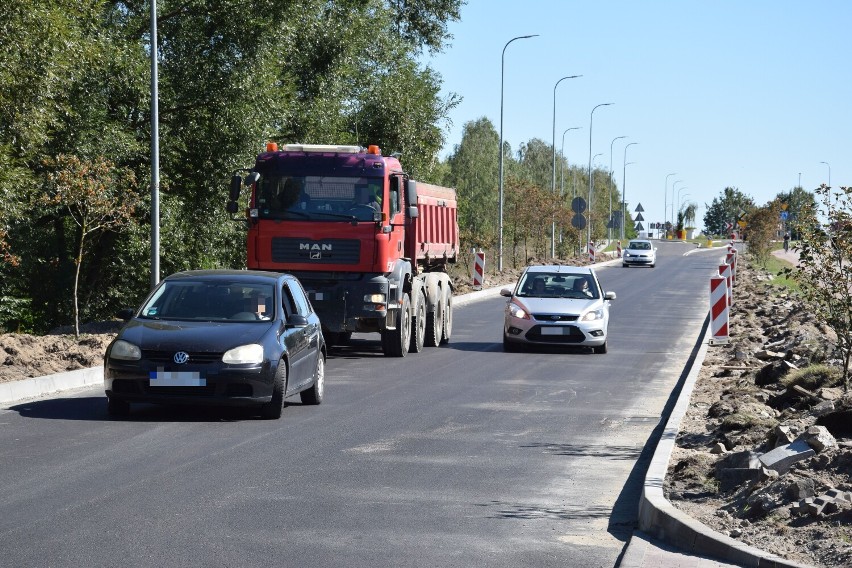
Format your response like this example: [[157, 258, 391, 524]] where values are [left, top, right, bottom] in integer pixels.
[[666, 257, 852, 567], [0, 330, 117, 383]]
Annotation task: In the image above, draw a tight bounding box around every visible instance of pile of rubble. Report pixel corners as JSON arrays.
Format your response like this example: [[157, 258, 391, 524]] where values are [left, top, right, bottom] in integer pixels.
[[666, 257, 852, 567]]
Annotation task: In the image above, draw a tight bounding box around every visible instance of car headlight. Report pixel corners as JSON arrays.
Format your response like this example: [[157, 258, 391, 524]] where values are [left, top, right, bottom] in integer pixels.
[[581, 308, 604, 322], [222, 344, 264, 364], [364, 293, 386, 303], [507, 300, 530, 320], [109, 339, 141, 361]]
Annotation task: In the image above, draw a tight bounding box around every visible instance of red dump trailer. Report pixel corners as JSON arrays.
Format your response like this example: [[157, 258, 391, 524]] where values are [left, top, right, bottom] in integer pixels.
[[227, 143, 459, 357]]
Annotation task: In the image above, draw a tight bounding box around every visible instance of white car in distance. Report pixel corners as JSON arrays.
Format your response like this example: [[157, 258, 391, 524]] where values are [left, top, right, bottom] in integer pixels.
[[622, 239, 657, 268]]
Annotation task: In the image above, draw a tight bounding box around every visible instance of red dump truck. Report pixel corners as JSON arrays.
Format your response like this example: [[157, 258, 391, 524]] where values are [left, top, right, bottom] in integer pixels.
[[226, 143, 459, 357]]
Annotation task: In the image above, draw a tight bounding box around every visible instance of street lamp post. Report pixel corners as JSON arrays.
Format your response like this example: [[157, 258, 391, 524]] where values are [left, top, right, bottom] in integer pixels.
[[587, 103, 613, 249], [150, 0, 160, 288], [621, 142, 638, 240], [550, 75, 582, 257], [608, 136, 627, 243], [664, 173, 676, 238], [820, 161, 832, 209], [498, 34, 537, 272], [670, 180, 683, 227], [820, 161, 831, 187], [676, 186, 689, 232], [560, 127, 582, 197]]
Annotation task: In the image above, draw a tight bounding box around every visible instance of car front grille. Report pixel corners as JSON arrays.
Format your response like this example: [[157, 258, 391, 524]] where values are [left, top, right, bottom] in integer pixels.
[[532, 314, 578, 322], [142, 350, 224, 364]]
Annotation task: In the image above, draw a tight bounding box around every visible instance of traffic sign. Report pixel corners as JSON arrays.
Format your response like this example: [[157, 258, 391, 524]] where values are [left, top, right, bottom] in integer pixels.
[[571, 214, 586, 230], [635, 213, 644, 222], [635, 222, 644, 231], [571, 197, 587, 214], [635, 203, 645, 212]]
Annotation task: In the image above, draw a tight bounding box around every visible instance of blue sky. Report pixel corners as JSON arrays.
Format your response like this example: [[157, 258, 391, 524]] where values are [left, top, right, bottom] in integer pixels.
[[423, 1, 850, 230]]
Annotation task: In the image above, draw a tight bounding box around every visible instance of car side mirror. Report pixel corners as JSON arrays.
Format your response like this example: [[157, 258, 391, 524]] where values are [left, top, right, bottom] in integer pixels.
[[286, 314, 309, 328], [117, 308, 134, 320], [500, 288, 513, 297], [604, 291, 616, 301]]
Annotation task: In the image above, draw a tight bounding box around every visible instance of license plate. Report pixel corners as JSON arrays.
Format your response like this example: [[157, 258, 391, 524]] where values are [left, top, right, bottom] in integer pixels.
[[149, 370, 206, 387], [541, 327, 566, 336]]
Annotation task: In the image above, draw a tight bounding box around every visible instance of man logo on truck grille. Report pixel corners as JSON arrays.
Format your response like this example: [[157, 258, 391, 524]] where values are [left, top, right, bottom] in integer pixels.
[[301, 242, 331, 260]]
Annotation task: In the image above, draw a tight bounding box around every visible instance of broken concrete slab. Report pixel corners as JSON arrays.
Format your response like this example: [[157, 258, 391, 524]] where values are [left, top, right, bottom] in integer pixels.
[[758, 439, 815, 474], [786, 478, 815, 501], [804, 425, 837, 452]]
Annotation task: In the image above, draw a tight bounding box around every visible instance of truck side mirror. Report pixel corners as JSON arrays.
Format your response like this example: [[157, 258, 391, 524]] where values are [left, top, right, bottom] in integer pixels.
[[405, 180, 418, 218], [229, 176, 243, 201], [244, 171, 260, 186]]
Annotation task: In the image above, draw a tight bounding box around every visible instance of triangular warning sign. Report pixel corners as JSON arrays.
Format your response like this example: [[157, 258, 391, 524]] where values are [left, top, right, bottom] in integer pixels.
[[635, 222, 644, 231], [635, 203, 645, 212], [635, 213, 644, 222]]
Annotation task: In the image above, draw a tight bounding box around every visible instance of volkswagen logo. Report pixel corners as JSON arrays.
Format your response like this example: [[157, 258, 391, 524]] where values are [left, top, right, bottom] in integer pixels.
[[551, 315, 561, 321], [173, 351, 189, 365]]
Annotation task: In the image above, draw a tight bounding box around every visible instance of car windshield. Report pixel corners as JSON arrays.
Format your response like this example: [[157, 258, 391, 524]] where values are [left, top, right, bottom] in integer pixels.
[[255, 174, 383, 222], [628, 241, 651, 250], [139, 280, 276, 322], [516, 272, 599, 299]]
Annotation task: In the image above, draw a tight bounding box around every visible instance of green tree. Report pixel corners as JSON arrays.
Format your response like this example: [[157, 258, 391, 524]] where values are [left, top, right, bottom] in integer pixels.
[[785, 185, 852, 388], [446, 117, 499, 249], [41, 155, 139, 336], [0, 0, 462, 332], [744, 199, 781, 267], [775, 186, 816, 240], [703, 187, 755, 236]]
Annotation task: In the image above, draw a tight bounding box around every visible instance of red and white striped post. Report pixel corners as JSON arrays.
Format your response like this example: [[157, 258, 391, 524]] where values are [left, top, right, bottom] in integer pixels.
[[616, 240, 622, 257], [710, 273, 729, 345], [588, 241, 596, 263], [471, 249, 485, 290], [726, 248, 737, 286], [719, 263, 733, 306]]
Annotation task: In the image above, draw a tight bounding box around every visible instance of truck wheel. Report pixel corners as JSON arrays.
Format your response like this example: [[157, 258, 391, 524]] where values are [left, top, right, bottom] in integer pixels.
[[382, 293, 411, 357], [440, 291, 453, 345], [425, 290, 444, 348], [410, 291, 426, 353]]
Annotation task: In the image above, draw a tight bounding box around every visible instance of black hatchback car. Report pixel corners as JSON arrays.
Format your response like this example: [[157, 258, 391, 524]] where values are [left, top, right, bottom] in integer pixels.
[[104, 270, 325, 419]]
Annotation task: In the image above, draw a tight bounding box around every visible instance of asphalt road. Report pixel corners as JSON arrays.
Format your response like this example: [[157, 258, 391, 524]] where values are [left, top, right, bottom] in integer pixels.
[[0, 241, 726, 567]]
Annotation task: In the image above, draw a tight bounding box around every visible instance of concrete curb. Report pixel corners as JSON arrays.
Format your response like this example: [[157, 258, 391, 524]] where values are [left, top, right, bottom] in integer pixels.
[[636, 318, 813, 568], [1, 366, 104, 407]]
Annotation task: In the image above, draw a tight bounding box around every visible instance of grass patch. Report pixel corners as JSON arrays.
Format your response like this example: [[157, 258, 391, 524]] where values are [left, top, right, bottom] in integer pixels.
[[763, 254, 799, 292], [720, 412, 777, 432], [781, 364, 842, 391]]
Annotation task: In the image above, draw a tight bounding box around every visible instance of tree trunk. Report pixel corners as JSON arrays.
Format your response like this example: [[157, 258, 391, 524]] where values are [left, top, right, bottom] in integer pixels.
[[73, 232, 86, 337]]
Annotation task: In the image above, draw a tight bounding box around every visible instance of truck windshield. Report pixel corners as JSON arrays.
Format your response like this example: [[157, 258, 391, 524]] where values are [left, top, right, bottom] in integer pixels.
[[255, 175, 383, 221]]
